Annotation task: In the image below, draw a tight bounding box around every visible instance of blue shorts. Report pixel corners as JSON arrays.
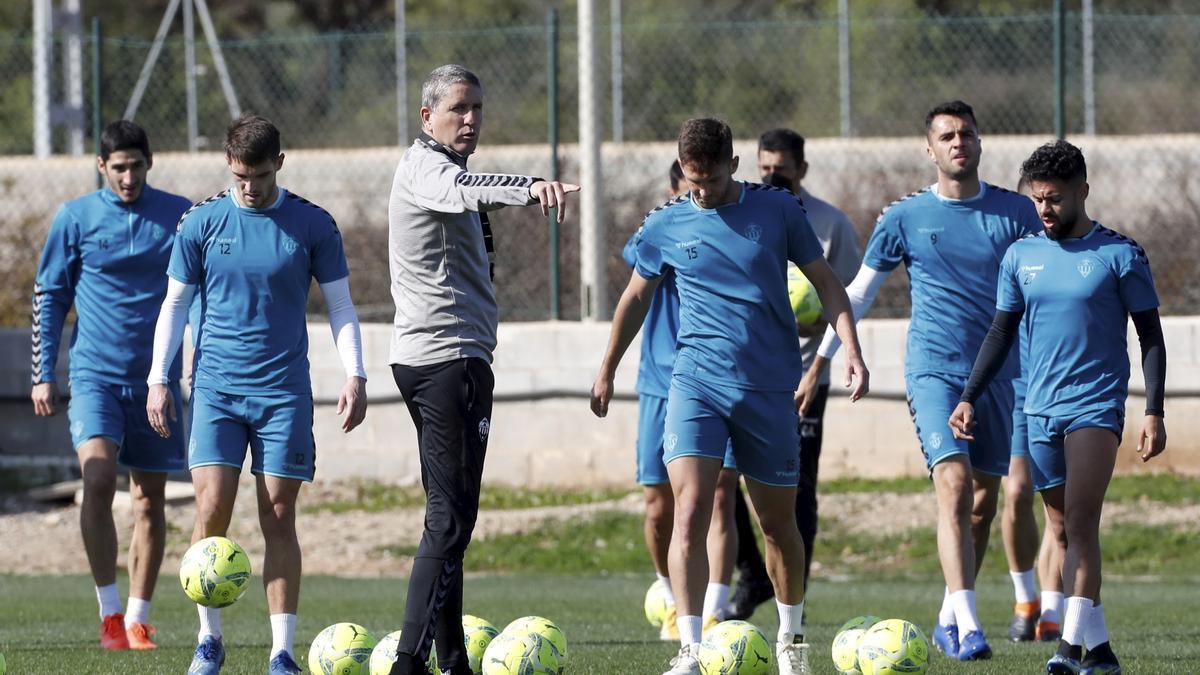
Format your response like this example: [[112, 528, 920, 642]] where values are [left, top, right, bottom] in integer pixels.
[[637, 393, 735, 485], [1010, 377, 1030, 459], [188, 387, 315, 481], [67, 378, 186, 473], [663, 375, 797, 487], [1027, 407, 1125, 491], [905, 372, 1013, 477]]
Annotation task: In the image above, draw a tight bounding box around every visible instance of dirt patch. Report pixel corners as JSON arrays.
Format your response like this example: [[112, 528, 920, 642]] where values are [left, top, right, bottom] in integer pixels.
[[0, 479, 1194, 578]]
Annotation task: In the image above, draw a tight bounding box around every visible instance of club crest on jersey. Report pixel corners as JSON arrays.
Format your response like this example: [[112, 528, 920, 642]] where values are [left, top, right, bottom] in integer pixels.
[[1077, 259, 1095, 278], [152, 224, 166, 240], [664, 433, 678, 453], [744, 222, 762, 243], [282, 236, 299, 254], [928, 432, 943, 450], [478, 418, 490, 441]]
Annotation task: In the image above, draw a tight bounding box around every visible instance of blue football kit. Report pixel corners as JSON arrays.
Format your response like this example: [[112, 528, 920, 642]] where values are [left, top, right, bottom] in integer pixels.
[[997, 223, 1159, 489], [632, 182, 823, 486], [33, 185, 191, 471], [622, 225, 734, 485], [863, 182, 1040, 475], [169, 188, 348, 480]]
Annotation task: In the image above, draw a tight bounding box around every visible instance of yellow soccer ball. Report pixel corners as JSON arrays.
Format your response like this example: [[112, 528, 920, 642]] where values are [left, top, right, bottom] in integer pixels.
[[644, 579, 672, 628], [787, 264, 823, 325], [697, 620, 774, 675], [367, 630, 436, 675], [309, 622, 377, 675], [502, 616, 567, 662], [856, 619, 929, 675], [481, 631, 562, 675], [178, 536, 252, 608], [831, 615, 882, 674], [462, 615, 500, 674]]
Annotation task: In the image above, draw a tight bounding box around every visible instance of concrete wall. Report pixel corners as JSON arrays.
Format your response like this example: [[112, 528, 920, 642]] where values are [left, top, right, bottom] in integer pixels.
[[3, 319, 1198, 484]]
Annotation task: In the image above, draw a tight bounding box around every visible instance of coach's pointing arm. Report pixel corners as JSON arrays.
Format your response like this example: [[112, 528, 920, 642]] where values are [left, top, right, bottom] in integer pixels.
[[401, 158, 579, 223]]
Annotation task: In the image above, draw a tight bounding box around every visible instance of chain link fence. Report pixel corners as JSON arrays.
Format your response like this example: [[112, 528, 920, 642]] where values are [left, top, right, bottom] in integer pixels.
[[1, 8, 1198, 327]]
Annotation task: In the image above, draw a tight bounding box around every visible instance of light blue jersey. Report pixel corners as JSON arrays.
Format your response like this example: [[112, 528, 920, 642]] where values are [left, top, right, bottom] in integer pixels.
[[997, 223, 1159, 417], [633, 182, 824, 392], [863, 183, 1040, 378], [32, 186, 192, 385], [168, 188, 349, 395], [623, 230, 680, 398]]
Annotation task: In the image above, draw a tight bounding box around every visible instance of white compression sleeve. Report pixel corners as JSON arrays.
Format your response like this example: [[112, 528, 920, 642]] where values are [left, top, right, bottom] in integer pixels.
[[147, 278, 195, 385], [320, 277, 367, 380], [815, 265, 889, 360]]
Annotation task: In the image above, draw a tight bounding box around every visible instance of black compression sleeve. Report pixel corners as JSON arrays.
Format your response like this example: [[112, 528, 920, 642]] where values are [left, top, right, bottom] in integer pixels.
[[1131, 308, 1167, 416], [959, 309, 1023, 405]]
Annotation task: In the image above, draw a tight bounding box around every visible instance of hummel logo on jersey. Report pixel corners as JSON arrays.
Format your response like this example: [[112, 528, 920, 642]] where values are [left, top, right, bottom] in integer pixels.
[[744, 222, 762, 242], [675, 239, 702, 249], [1077, 259, 1095, 278], [1020, 264, 1044, 285]]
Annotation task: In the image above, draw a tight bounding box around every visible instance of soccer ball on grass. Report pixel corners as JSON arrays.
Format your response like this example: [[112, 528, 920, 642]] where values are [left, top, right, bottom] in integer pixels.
[[481, 630, 561, 675], [696, 620, 773, 675], [831, 615, 882, 674], [856, 619, 929, 675], [463, 615, 500, 674], [309, 622, 377, 675], [368, 629, 436, 675]]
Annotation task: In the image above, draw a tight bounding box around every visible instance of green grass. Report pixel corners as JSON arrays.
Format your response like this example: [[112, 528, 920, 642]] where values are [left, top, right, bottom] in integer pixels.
[[1104, 473, 1200, 505], [819, 476, 932, 495], [304, 483, 636, 515], [2, 574, 1198, 674]]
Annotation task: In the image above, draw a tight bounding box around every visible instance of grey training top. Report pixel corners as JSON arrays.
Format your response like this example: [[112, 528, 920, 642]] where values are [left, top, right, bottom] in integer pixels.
[[387, 137, 539, 367], [798, 188, 862, 385]]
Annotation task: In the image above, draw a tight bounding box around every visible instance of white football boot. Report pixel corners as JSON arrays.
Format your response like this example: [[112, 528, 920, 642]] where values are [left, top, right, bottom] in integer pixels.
[[776, 633, 810, 675], [662, 643, 701, 675]]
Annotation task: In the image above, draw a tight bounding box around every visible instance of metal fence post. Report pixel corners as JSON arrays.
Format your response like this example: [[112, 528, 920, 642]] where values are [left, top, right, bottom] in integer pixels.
[[578, 0, 606, 321], [1082, 0, 1096, 135], [395, 0, 407, 145], [92, 16, 102, 187], [838, 0, 851, 137], [610, 0, 622, 143], [1054, 0, 1065, 139], [183, 0, 199, 151], [548, 7, 560, 320]]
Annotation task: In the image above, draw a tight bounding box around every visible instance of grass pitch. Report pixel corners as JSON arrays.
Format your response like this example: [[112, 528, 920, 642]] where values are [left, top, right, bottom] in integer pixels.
[[1, 574, 1198, 674]]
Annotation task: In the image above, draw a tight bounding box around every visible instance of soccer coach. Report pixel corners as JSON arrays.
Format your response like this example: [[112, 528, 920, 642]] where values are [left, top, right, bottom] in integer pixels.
[[384, 64, 579, 675]]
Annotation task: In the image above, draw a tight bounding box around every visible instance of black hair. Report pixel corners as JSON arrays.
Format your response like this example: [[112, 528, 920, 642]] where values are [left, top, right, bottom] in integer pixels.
[[762, 171, 794, 191], [669, 159, 684, 192], [224, 114, 281, 165], [99, 120, 151, 160], [1021, 140, 1087, 184], [758, 128, 805, 165], [924, 100, 978, 133], [678, 118, 734, 168]]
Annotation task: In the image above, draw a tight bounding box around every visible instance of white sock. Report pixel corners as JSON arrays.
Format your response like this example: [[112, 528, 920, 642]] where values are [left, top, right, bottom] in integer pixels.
[[1010, 569, 1038, 604], [938, 587, 956, 626], [776, 600, 805, 643], [950, 590, 981, 634], [1084, 603, 1109, 649], [96, 583, 122, 619], [657, 573, 676, 607], [703, 583, 731, 621], [677, 615, 702, 646], [1041, 591, 1065, 623], [198, 605, 222, 641], [1062, 596, 1090, 646], [125, 597, 151, 627], [270, 613, 297, 659]]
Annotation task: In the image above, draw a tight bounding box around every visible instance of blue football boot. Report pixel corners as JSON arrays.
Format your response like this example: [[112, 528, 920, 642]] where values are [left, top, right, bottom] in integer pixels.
[[931, 623, 959, 656], [1047, 653, 1083, 674], [268, 651, 303, 675], [188, 635, 225, 675], [957, 630, 993, 661]]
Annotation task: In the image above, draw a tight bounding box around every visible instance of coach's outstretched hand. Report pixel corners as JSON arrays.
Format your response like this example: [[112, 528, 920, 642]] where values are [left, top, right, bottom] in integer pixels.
[[590, 374, 614, 418], [530, 180, 581, 223], [1138, 414, 1166, 462], [338, 376, 367, 433], [948, 401, 976, 441], [147, 383, 176, 438]]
